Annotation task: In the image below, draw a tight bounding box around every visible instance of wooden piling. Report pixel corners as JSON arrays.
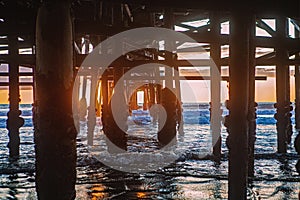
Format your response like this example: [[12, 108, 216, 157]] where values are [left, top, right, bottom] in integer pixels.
[[143, 85, 149, 110], [158, 87, 177, 146], [73, 75, 80, 132], [7, 34, 23, 157], [87, 37, 101, 145], [294, 28, 300, 130], [228, 11, 251, 200], [79, 76, 88, 120], [149, 83, 156, 108], [101, 72, 109, 131], [248, 15, 257, 177], [164, 8, 174, 89], [87, 74, 97, 145], [157, 8, 178, 146], [35, 1, 76, 199], [294, 27, 300, 154], [104, 66, 127, 152], [112, 66, 128, 133], [275, 16, 290, 153], [210, 12, 222, 161], [173, 58, 183, 135]]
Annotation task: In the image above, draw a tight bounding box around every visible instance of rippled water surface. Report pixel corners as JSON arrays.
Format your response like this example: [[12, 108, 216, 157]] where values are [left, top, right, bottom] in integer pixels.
[[0, 103, 299, 199]]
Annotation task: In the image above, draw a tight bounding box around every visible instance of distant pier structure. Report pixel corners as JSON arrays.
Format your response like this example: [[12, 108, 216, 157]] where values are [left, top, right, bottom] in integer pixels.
[[0, 0, 299, 199]]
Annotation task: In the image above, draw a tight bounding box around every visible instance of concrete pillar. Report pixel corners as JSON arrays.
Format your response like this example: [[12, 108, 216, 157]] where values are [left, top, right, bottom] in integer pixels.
[[227, 11, 251, 200], [275, 16, 290, 153], [7, 34, 24, 157], [35, 1, 76, 199], [248, 15, 257, 177], [210, 13, 222, 161]]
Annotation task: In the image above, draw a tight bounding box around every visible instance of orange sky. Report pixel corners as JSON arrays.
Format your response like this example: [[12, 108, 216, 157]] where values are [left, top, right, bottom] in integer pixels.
[[0, 75, 296, 104], [0, 89, 33, 104]]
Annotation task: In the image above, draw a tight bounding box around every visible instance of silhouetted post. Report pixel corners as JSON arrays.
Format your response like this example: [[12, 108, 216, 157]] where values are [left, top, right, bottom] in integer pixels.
[[87, 75, 97, 145], [129, 90, 138, 113], [7, 34, 24, 157], [294, 28, 300, 130], [104, 66, 127, 152], [149, 83, 156, 108], [164, 8, 174, 89], [73, 75, 80, 132], [156, 84, 162, 104], [227, 11, 251, 200], [158, 88, 177, 146], [294, 27, 300, 154], [151, 83, 161, 124], [78, 37, 90, 121], [248, 15, 257, 177], [35, 1, 77, 199], [87, 37, 100, 145], [210, 12, 222, 161], [101, 72, 109, 131], [173, 57, 183, 134], [159, 8, 178, 145], [275, 16, 290, 153], [79, 76, 87, 120], [143, 85, 149, 110]]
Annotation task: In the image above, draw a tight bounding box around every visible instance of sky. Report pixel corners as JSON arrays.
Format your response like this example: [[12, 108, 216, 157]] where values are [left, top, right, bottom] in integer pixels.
[[0, 67, 293, 104]]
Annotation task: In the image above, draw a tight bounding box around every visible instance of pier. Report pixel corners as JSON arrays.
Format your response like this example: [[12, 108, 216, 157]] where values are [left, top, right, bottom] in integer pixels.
[[0, 0, 299, 199]]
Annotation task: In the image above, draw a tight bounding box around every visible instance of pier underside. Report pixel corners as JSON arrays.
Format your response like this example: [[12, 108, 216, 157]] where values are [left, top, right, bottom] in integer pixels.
[[0, 0, 299, 199]]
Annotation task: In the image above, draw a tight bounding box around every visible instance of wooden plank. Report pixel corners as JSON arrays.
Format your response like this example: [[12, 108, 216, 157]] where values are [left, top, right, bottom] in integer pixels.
[[0, 54, 35, 65], [100, 0, 300, 18], [0, 72, 33, 76], [0, 82, 33, 86]]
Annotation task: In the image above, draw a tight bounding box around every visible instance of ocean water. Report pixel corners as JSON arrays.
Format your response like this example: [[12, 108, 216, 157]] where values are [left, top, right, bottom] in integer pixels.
[[0, 103, 299, 199]]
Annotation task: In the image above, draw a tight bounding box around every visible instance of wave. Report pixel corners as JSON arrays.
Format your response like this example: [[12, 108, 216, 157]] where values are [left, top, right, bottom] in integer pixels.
[[0, 103, 295, 126]]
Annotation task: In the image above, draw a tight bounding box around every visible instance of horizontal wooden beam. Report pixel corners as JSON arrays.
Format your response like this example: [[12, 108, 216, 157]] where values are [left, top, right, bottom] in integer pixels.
[[0, 72, 33, 76], [98, 75, 267, 81], [76, 54, 299, 67], [0, 23, 35, 35], [256, 19, 275, 37], [256, 37, 300, 50], [0, 54, 35, 65], [0, 82, 33, 86], [101, 0, 300, 18], [75, 20, 134, 36]]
